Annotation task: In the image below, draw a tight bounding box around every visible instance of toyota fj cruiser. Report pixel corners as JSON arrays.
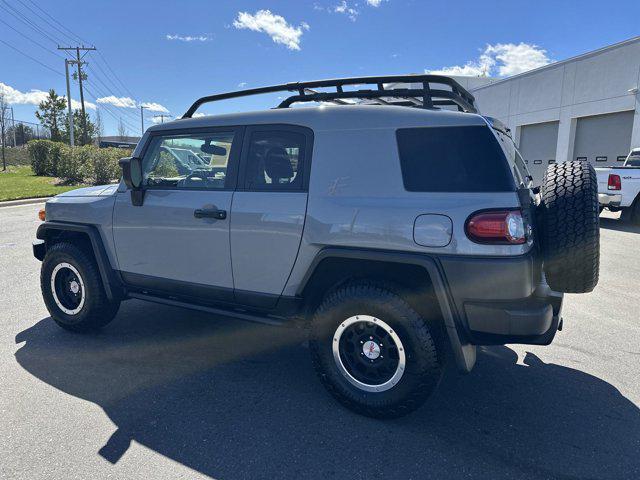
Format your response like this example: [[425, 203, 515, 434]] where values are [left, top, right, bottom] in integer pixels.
[[33, 75, 600, 418]]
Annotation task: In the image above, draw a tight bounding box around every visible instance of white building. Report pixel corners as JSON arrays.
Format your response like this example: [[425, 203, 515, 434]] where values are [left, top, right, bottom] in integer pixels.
[[470, 36, 640, 184]]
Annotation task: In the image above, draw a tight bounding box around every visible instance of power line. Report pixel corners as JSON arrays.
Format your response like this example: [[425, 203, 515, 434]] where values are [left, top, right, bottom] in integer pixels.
[[0, 39, 63, 77], [84, 85, 138, 132], [83, 79, 141, 123], [2, 0, 146, 135], [13, 0, 142, 113], [0, 1, 64, 47], [95, 51, 138, 100], [24, 0, 89, 45], [0, 17, 65, 60], [15, 0, 83, 46], [84, 65, 140, 119], [89, 56, 138, 102]]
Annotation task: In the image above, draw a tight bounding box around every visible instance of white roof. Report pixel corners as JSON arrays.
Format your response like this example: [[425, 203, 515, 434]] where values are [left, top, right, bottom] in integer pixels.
[[149, 104, 486, 133]]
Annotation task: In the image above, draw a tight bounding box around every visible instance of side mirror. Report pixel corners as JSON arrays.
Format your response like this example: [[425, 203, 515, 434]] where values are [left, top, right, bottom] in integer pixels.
[[119, 157, 144, 206]]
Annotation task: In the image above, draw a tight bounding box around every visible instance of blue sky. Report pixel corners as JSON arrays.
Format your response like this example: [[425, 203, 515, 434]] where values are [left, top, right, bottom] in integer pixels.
[[1, 0, 639, 136]]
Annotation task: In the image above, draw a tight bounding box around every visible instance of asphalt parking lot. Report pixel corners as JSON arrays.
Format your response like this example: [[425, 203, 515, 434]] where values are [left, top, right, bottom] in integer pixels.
[[1, 203, 639, 480]]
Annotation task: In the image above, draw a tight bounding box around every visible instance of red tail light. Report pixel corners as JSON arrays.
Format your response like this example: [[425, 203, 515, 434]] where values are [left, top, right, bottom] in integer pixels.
[[466, 210, 526, 244], [608, 174, 621, 191]]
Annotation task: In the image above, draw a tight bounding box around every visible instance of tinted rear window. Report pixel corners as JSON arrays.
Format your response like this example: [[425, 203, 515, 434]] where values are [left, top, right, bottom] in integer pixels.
[[396, 126, 515, 192]]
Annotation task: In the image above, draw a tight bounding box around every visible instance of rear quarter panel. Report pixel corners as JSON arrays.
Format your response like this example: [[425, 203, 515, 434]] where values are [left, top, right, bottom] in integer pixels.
[[283, 126, 528, 296]]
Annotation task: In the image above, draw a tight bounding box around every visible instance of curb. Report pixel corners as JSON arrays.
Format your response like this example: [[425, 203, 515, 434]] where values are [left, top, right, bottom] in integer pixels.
[[0, 197, 51, 208]]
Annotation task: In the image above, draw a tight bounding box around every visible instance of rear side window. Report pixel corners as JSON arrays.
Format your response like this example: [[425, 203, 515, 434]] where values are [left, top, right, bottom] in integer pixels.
[[396, 126, 515, 192], [243, 130, 306, 191]]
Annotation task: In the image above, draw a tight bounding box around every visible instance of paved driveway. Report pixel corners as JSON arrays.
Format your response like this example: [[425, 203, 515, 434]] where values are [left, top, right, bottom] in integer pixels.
[[1, 204, 639, 480]]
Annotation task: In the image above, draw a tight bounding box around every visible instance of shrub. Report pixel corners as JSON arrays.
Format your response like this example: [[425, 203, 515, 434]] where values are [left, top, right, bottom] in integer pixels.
[[28, 140, 53, 176], [57, 145, 92, 184], [48, 142, 63, 177], [28, 141, 131, 185], [93, 148, 125, 185]]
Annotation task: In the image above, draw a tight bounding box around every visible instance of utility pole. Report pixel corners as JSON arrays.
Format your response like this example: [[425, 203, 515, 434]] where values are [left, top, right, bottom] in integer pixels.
[[10, 107, 16, 147], [58, 46, 96, 145], [140, 105, 147, 135], [64, 59, 75, 146], [154, 114, 170, 124]]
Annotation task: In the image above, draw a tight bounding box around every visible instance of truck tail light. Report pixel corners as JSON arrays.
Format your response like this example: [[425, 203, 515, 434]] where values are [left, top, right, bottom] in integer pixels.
[[466, 210, 526, 245], [608, 174, 621, 191]]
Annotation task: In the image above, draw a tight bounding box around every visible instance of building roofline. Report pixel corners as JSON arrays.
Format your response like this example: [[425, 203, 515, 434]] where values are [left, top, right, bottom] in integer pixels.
[[470, 35, 640, 92]]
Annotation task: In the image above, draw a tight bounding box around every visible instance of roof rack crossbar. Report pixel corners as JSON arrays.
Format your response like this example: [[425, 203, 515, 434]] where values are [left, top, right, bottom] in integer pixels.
[[277, 88, 476, 112], [182, 74, 477, 118]]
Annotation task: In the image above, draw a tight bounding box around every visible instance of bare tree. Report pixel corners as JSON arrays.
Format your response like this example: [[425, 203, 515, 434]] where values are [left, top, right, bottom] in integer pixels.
[[94, 109, 103, 144], [117, 117, 128, 141], [0, 93, 9, 171]]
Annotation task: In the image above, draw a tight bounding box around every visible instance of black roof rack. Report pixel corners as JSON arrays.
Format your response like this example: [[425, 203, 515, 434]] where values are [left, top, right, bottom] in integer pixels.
[[182, 74, 477, 118]]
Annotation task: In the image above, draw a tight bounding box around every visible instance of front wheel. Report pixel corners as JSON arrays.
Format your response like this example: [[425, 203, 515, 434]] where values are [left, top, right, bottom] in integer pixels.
[[309, 282, 443, 418], [41, 242, 120, 332]]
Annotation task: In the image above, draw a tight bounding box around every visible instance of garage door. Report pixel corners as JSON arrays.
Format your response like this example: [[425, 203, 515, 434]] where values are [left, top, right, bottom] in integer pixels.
[[574, 111, 634, 168], [519, 121, 559, 185]]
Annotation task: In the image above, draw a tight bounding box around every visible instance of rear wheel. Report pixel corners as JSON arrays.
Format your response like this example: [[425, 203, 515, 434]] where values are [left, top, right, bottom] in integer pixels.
[[309, 282, 443, 418], [540, 161, 599, 293], [41, 242, 120, 332]]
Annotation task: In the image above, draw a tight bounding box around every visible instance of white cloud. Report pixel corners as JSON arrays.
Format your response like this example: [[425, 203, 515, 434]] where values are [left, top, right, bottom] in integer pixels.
[[166, 34, 211, 42], [97, 95, 137, 109], [485, 43, 551, 76], [427, 42, 552, 78], [0, 82, 94, 110], [71, 99, 96, 110], [95, 96, 168, 113], [334, 1, 359, 21], [151, 115, 174, 124], [366, 0, 385, 6], [192, 112, 206, 118], [233, 9, 309, 51], [140, 102, 169, 113], [238, 82, 248, 88]]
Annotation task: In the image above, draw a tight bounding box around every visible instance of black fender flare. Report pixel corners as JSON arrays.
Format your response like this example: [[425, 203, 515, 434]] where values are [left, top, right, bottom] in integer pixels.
[[297, 247, 476, 373], [35, 221, 125, 301]]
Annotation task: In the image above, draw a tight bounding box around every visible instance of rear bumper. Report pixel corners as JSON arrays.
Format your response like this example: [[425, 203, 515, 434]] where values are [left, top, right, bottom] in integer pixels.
[[439, 251, 563, 346], [598, 193, 622, 207]]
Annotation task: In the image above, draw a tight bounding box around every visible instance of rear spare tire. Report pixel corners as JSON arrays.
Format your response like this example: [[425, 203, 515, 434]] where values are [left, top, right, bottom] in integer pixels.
[[540, 161, 599, 293]]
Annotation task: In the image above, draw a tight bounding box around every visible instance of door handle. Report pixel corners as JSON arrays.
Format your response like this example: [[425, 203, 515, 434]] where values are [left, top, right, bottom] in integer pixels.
[[194, 208, 227, 220]]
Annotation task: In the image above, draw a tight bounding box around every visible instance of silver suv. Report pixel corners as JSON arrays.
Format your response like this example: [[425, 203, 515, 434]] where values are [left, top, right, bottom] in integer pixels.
[[33, 75, 600, 418]]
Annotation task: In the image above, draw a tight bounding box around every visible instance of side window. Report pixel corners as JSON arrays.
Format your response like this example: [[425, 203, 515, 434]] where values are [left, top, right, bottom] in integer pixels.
[[243, 130, 306, 190], [142, 131, 236, 189], [396, 126, 515, 192]]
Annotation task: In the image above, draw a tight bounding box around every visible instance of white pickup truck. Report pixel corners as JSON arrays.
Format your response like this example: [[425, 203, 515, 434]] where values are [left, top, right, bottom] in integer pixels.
[[596, 147, 640, 223]]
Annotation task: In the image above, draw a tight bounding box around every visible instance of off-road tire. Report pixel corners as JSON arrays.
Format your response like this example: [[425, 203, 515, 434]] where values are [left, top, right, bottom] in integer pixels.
[[309, 281, 443, 418], [41, 242, 120, 332], [540, 161, 599, 293]]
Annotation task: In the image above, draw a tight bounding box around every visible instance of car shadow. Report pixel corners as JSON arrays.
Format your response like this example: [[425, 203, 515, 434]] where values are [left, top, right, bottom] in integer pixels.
[[599, 216, 640, 234], [14, 300, 640, 479]]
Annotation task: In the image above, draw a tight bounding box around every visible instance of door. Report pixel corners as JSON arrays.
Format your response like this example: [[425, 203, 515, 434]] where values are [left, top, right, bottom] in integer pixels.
[[518, 121, 559, 186], [574, 111, 634, 167], [230, 125, 313, 308], [113, 127, 242, 303]]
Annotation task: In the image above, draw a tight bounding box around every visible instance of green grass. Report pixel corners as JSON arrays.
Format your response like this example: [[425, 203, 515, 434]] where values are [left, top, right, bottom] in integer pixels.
[[0, 166, 85, 202]]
